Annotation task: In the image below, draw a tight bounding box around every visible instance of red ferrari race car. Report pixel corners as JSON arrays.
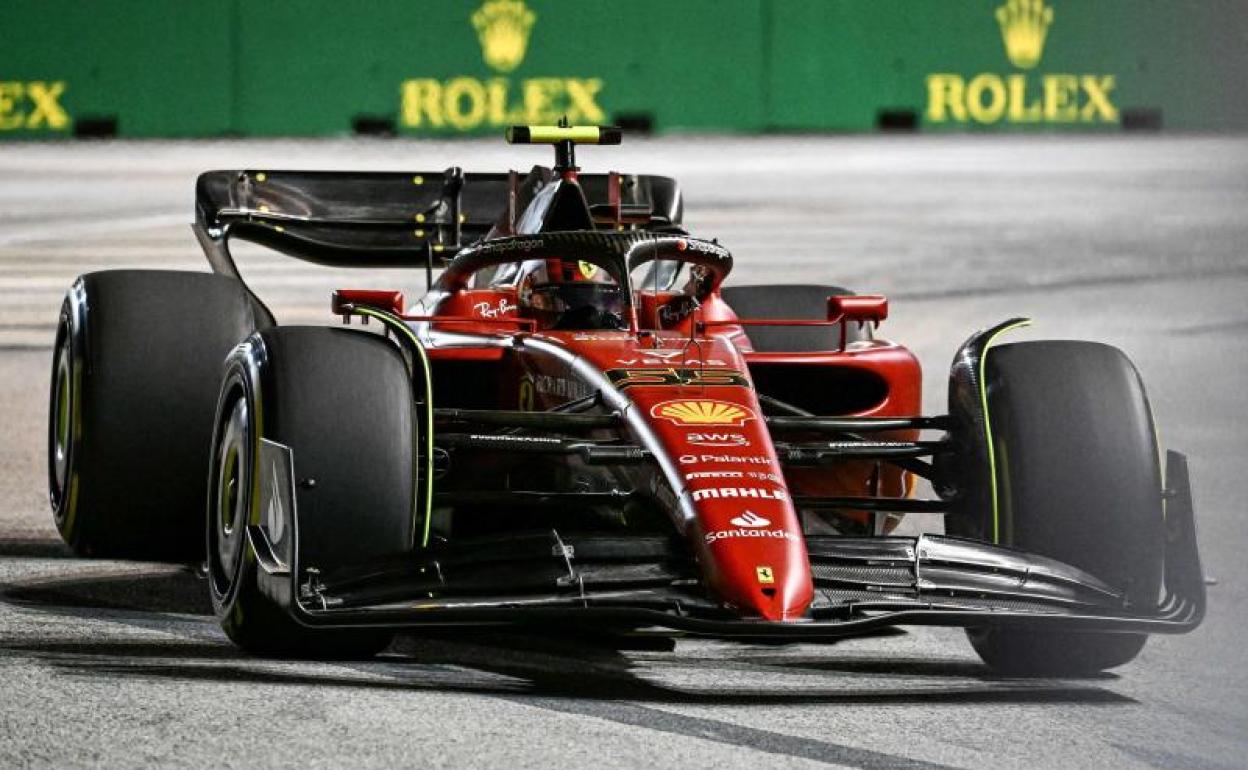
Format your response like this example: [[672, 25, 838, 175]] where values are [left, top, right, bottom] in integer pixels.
[[47, 125, 1204, 673]]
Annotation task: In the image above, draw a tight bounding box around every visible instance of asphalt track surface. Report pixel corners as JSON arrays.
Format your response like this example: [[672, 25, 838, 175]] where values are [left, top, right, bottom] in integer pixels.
[[1, 136, 1246, 768]]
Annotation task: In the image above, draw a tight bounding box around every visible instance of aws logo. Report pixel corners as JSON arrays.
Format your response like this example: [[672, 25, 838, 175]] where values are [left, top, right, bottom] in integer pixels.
[[401, 0, 606, 132], [926, 0, 1118, 126]]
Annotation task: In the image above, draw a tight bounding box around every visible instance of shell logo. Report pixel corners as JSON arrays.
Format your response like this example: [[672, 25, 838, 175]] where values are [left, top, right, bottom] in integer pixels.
[[650, 399, 755, 427]]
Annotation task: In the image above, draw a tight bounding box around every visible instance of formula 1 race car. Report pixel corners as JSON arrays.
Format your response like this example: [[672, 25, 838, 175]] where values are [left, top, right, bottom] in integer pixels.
[[47, 125, 1204, 674]]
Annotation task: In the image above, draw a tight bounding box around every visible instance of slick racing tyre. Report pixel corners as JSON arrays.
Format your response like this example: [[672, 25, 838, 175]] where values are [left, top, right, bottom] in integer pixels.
[[209, 327, 414, 658], [957, 341, 1165, 676], [720, 284, 869, 352], [49, 270, 264, 560]]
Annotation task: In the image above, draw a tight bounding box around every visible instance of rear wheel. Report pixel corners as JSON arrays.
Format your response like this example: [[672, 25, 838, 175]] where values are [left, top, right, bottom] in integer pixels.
[[49, 270, 262, 560], [955, 341, 1164, 675], [720, 284, 869, 352], [208, 326, 415, 658]]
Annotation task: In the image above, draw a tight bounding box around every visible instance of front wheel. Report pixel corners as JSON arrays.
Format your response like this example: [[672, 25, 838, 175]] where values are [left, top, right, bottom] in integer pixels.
[[953, 340, 1165, 675], [208, 326, 416, 658]]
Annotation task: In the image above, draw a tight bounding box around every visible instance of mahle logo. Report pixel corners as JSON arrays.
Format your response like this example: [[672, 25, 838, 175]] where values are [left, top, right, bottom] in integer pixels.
[[926, 0, 1118, 125], [401, 0, 606, 132]]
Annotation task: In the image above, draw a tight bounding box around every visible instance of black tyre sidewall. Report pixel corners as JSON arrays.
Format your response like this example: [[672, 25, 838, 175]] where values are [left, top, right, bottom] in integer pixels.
[[209, 327, 413, 658], [969, 340, 1163, 675]]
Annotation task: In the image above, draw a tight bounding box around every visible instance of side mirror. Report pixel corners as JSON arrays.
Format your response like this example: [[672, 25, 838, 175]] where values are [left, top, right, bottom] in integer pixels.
[[332, 289, 406, 319], [827, 295, 888, 326], [828, 295, 887, 348]]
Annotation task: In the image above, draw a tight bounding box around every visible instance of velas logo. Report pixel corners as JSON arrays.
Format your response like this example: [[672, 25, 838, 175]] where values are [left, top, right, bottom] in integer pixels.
[[472, 0, 536, 73], [651, 399, 755, 427], [730, 510, 770, 528], [926, 0, 1119, 126], [401, 0, 607, 132]]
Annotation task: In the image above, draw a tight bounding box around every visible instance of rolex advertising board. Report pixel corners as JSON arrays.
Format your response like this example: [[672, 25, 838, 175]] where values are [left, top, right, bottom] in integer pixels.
[[230, 0, 767, 137], [0, 0, 1242, 138]]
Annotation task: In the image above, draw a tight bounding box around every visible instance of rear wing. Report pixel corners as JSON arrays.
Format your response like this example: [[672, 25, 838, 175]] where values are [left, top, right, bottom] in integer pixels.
[[193, 167, 683, 271]]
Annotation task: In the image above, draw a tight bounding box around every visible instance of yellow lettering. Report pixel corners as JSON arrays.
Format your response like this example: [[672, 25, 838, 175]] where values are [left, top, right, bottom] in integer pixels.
[[401, 79, 443, 128], [1043, 74, 1079, 121], [925, 74, 966, 123], [1080, 75, 1118, 122], [0, 82, 25, 130], [966, 74, 1006, 123], [1007, 74, 1041, 123], [25, 81, 68, 129], [564, 78, 605, 123], [444, 77, 487, 130], [487, 78, 507, 125]]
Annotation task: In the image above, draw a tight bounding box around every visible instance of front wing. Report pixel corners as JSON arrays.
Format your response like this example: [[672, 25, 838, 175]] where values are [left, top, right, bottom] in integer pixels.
[[248, 445, 1204, 640]]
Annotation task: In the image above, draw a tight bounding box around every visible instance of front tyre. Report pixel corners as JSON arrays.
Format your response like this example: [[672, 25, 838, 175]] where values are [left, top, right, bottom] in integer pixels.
[[957, 341, 1164, 675], [208, 327, 416, 658]]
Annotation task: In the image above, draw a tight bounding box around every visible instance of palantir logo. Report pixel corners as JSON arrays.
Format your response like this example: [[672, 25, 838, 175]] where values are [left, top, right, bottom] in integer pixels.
[[729, 511, 770, 528]]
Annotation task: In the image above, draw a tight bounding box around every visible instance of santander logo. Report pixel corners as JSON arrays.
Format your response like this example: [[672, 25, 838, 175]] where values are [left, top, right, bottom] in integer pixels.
[[729, 511, 770, 528]]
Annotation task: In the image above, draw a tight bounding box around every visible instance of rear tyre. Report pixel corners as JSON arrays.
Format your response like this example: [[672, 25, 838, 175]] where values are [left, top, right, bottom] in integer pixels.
[[720, 284, 869, 352], [957, 341, 1164, 675], [49, 271, 263, 560], [208, 326, 415, 658]]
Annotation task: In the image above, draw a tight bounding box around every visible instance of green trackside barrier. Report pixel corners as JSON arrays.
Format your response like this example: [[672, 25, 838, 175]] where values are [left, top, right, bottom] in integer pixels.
[[232, 0, 767, 136], [766, 0, 1248, 132], [1, 0, 1244, 138], [0, 1, 234, 138]]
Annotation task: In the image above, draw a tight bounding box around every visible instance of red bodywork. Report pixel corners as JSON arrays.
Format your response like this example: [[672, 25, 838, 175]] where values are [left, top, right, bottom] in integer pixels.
[[352, 278, 922, 623], [330, 152, 921, 623]]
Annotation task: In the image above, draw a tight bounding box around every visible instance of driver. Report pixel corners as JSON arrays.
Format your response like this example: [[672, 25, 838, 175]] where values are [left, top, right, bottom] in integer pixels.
[[516, 258, 627, 331]]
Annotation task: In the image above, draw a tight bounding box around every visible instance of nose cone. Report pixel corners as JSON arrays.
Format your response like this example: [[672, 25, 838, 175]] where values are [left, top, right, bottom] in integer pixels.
[[697, 512, 814, 621]]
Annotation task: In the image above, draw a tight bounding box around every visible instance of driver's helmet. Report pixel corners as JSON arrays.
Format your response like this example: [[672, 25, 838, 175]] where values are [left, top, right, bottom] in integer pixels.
[[516, 258, 627, 331]]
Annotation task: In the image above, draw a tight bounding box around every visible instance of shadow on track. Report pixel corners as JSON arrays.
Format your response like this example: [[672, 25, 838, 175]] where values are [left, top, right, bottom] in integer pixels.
[[0, 561, 211, 615], [8, 627, 1134, 708], [0, 536, 74, 559], [0, 557, 1133, 708]]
